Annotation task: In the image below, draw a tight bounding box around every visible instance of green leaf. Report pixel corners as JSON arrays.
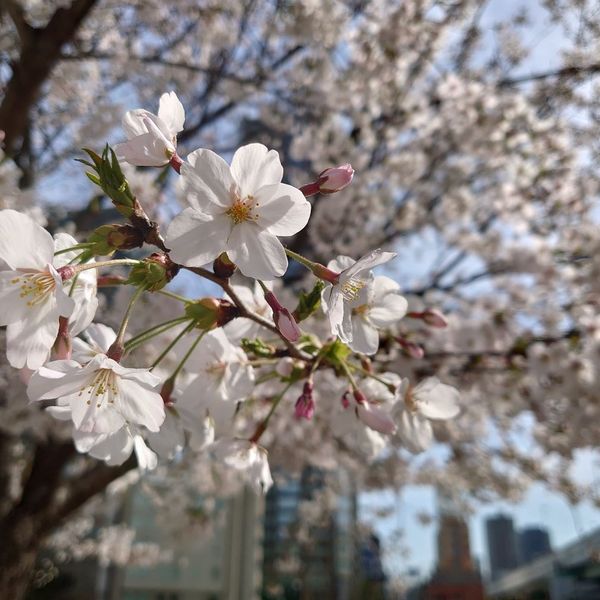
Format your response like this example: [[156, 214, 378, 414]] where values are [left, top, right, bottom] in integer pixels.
[[294, 280, 325, 322]]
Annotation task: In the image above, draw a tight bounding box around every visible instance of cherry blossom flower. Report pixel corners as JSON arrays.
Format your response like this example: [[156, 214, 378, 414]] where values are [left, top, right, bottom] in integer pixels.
[[27, 353, 165, 434], [114, 91, 185, 167], [166, 143, 311, 279], [224, 276, 272, 342], [180, 328, 254, 404], [392, 377, 460, 453], [321, 249, 396, 344], [346, 275, 407, 355], [0, 210, 75, 368], [212, 438, 273, 494]]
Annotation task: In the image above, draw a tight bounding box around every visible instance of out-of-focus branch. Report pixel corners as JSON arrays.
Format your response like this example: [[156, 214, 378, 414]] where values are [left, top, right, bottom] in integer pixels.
[[500, 63, 600, 86], [3, 0, 33, 45]]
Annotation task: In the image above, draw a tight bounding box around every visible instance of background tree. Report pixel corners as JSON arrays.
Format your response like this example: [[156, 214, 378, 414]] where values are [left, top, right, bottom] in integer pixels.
[[1, 0, 600, 597]]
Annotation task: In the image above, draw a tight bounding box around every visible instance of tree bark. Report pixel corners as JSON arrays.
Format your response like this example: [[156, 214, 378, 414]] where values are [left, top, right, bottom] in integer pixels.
[[0, 0, 98, 156], [0, 437, 133, 600]]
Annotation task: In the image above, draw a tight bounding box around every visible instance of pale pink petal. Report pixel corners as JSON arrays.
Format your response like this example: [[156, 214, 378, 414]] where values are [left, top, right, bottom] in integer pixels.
[[356, 403, 397, 435]]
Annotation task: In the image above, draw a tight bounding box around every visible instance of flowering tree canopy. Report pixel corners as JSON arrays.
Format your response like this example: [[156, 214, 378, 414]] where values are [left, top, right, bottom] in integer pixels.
[[1, 0, 600, 596]]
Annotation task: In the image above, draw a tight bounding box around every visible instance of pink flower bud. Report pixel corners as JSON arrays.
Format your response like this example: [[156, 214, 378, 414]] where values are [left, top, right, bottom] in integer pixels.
[[341, 390, 352, 409], [397, 337, 425, 359], [408, 309, 448, 328], [294, 381, 315, 420], [264, 291, 301, 342], [318, 164, 354, 194], [422, 309, 448, 328]]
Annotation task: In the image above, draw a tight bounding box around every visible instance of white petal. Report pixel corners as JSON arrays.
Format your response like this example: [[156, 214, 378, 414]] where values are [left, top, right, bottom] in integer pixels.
[[46, 405, 73, 421], [0, 210, 54, 269], [109, 363, 162, 388], [414, 378, 461, 420], [225, 362, 255, 401], [166, 208, 228, 267], [230, 143, 283, 196], [181, 149, 235, 210], [356, 403, 396, 435], [227, 225, 287, 280], [71, 393, 126, 434], [255, 183, 311, 236], [6, 300, 61, 369], [116, 378, 165, 432], [396, 409, 433, 453], [348, 318, 379, 355], [0, 270, 33, 325], [84, 324, 116, 354], [157, 91, 185, 134], [27, 359, 94, 400], [328, 255, 355, 273], [321, 285, 343, 336], [122, 108, 155, 138], [133, 435, 158, 471], [114, 133, 172, 167], [345, 249, 397, 279], [369, 294, 408, 328]]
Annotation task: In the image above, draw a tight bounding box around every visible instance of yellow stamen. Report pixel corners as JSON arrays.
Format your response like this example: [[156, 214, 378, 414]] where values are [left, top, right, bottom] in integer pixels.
[[12, 272, 56, 307], [341, 278, 366, 301], [78, 369, 119, 408]]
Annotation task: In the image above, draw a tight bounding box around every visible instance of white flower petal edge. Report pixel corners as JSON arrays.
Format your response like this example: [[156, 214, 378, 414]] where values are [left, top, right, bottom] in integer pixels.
[[0, 210, 76, 368], [27, 353, 165, 434], [392, 377, 460, 453], [166, 143, 311, 280]]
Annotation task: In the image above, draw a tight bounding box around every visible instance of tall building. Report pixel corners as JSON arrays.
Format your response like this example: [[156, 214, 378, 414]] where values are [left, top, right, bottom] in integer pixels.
[[262, 467, 357, 599], [485, 514, 520, 581], [518, 526, 552, 565], [423, 491, 485, 600]]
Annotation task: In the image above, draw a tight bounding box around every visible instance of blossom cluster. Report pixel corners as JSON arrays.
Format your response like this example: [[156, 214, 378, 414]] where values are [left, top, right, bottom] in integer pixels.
[[0, 92, 460, 494]]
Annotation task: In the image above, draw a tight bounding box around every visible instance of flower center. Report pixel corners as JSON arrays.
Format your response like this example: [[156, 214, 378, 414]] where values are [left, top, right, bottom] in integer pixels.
[[405, 387, 418, 413], [79, 369, 119, 408], [11, 271, 56, 307], [226, 187, 259, 225], [352, 304, 369, 316], [340, 278, 366, 301]]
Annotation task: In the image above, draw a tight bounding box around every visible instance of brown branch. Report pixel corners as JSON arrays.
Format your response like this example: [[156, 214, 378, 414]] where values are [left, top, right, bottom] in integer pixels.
[[500, 63, 600, 86]]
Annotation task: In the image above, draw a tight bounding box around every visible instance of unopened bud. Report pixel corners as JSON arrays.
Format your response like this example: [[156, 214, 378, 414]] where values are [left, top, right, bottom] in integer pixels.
[[341, 390, 352, 409], [317, 163, 354, 194], [169, 153, 183, 174], [408, 309, 448, 328], [185, 297, 239, 329], [299, 164, 354, 197], [128, 252, 179, 291], [396, 337, 424, 359], [294, 380, 315, 420], [264, 291, 301, 342], [87, 224, 144, 256], [213, 252, 237, 279], [353, 389, 367, 405]]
